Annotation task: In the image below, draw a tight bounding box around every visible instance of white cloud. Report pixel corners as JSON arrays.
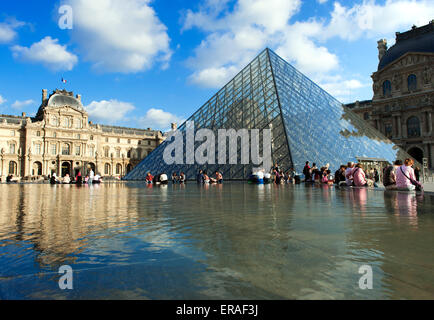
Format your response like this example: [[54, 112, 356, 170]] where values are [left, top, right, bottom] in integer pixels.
[[0, 19, 25, 44], [11, 36, 78, 71], [0, 95, 6, 105], [183, 0, 434, 89], [68, 0, 172, 73], [11, 99, 35, 110], [317, 0, 328, 3], [317, 75, 370, 103], [139, 108, 185, 131], [85, 100, 135, 123], [189, 66, 239, 88], [322, 0, 434, 42]]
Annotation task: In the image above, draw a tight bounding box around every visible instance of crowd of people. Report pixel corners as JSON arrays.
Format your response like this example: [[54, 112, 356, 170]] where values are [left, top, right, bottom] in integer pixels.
[[48, 169, 102, 185], [143, 170, 223, 185], [382, 158, 423, 191], [303, 159, 424, 191]]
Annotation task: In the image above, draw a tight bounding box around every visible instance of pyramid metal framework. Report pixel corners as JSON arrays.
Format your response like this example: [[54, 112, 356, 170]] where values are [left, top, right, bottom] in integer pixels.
[[125, 49, 408, 180]]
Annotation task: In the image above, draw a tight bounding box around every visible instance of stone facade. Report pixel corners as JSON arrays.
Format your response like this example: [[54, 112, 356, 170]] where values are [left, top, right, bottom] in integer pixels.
[[346, 21, 434, 169], [0, 89, 166, 181]]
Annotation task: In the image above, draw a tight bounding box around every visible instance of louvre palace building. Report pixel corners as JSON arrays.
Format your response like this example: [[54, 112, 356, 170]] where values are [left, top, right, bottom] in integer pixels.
[[0, 89, 166, 180], [346, 21, 434, 170]]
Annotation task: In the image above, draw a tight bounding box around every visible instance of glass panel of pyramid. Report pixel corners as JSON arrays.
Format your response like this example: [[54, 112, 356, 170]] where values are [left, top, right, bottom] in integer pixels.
[[125, 49, 408, 180]]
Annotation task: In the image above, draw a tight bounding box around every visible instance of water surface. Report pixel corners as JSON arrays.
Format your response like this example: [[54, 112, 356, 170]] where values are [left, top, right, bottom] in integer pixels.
[[0, 182, 433, 299]]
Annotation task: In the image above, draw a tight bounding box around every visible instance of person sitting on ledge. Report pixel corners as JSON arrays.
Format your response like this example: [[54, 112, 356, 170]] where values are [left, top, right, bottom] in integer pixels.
[[172, 172, 178, 184], [215, 171, 223, 184], [334, 165, 347, 186], [159, 173, 168, 185], [179, 172, 186, 184], [6, 175, 13, 183], [50, 173, 58, 185], [396, 158, 423, 191], [203, 171, 210, 184], [63, 174, 71, 184], [352, 163, 376, 187], [383, 160, 402, 190], [146, 172, 153, 184]]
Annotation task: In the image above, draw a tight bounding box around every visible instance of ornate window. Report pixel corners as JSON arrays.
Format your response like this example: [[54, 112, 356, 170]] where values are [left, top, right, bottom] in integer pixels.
[[75, 146, 81, 156], [9, 143, 16, 154], [75, 119, 82, 129], [34, 143, 42, 155], [116, 149, 121, 158], [62, 144, 71, 155], [116, 164, 122, 175], [51, 144, 57, 155], [363, 112, 369, 120], [407, 116, 421, 137], [51, 116, 58, 126], [88, 146, 95, 157], [90, 135, 94, 141], [407, 74, 417, 91], [127, 150, 131, 158], [104, 147, 110, 158], [382, 80, 392, 96]]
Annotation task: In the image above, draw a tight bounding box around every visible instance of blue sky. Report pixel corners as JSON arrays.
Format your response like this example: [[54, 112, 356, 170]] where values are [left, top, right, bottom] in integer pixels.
[[0, 0, 433, 131]]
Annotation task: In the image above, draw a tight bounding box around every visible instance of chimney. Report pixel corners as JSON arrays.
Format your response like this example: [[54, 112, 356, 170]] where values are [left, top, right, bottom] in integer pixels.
[[42, 89, 47, 103], [171, 123, 177, 131], [76, 94, 81, 102], [377, 39, 387, 61]]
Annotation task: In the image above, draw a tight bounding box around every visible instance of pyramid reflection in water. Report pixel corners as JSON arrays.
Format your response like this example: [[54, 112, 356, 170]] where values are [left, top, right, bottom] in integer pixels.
[[125, 49, 407, 180]]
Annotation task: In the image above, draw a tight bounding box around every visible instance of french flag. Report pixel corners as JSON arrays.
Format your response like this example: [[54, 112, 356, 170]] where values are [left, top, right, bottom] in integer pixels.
[[61, 78, 67, 84]]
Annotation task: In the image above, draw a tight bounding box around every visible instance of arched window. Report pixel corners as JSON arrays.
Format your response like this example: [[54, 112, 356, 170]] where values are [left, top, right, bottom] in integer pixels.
[[105, 163, 111, 175], [33, 162, 42, 176], [382, 80, 392, 96], [407, 74, 417, 91], [116, 163, 122, 175], [9, 161, 17, 175], [407, 116, 421, 137], [62, 144, 71, 155]]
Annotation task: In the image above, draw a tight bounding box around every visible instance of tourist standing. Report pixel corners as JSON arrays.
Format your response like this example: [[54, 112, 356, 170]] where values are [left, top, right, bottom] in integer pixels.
[[303, 161, 311, 182], [89, 169, 95, 185]]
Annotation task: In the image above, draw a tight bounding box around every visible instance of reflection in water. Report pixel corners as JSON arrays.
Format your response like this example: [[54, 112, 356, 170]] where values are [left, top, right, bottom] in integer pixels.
[[0, 183, 433, 300]]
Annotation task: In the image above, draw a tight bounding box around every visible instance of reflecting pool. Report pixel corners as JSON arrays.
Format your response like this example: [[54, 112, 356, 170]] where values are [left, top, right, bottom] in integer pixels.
[[0, 182, 433, 299]]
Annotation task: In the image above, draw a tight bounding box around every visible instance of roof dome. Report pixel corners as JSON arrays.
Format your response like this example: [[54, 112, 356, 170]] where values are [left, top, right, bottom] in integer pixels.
[[378, 22, 434, 71], [47, 94, 84, 111]]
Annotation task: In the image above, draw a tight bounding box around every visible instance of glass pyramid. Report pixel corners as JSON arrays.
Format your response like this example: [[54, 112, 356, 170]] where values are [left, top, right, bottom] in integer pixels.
[[125, 48, 407, 180]]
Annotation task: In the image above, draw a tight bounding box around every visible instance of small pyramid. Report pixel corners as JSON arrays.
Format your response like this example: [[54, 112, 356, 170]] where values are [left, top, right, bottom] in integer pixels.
[[125, 49, 408, 180]]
